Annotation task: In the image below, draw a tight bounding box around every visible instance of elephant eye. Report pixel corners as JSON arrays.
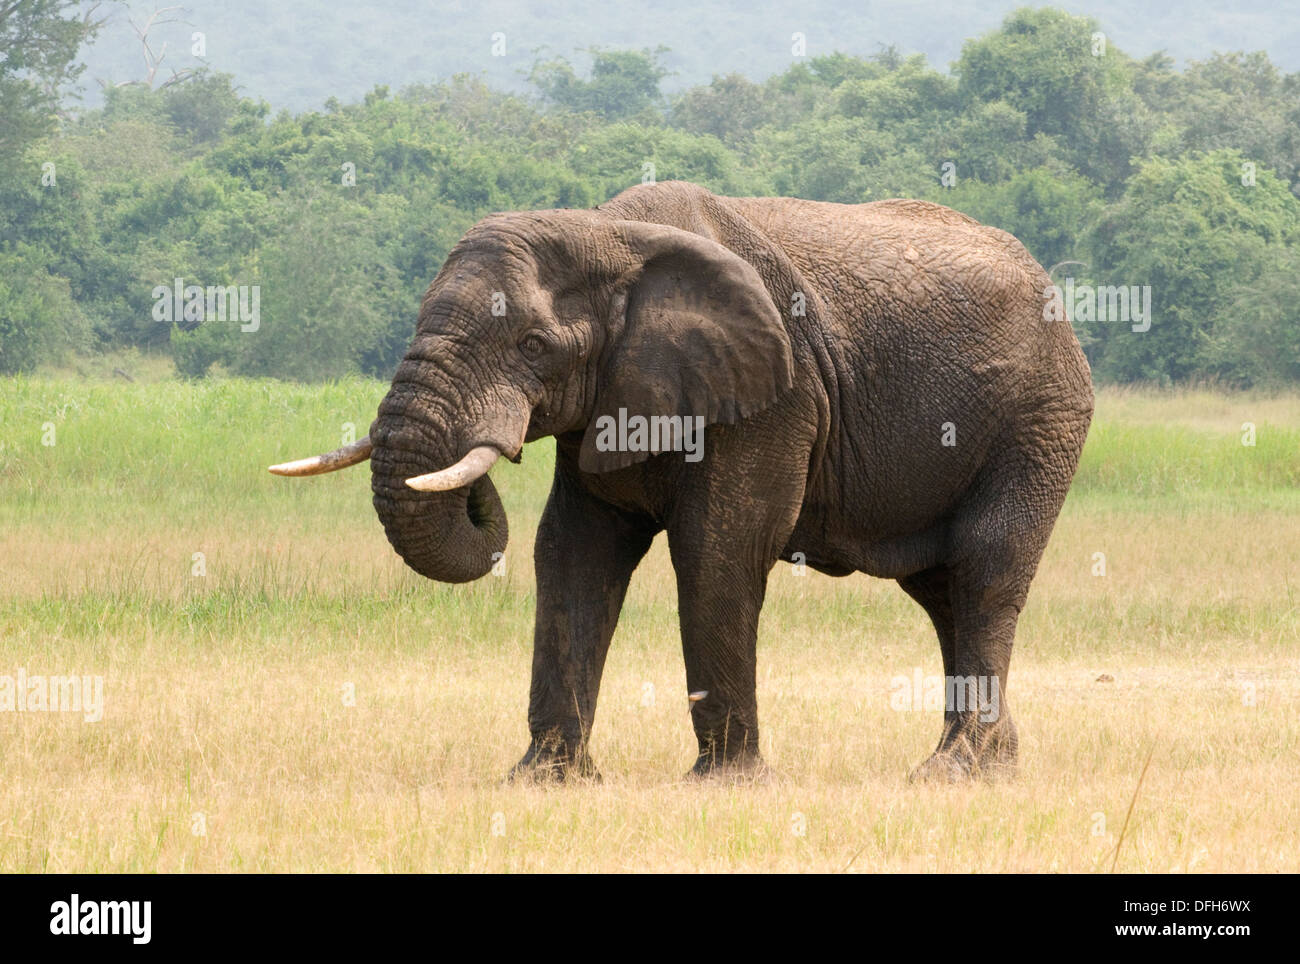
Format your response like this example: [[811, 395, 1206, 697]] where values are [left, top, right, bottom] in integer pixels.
[[519, 333, 547, 358]]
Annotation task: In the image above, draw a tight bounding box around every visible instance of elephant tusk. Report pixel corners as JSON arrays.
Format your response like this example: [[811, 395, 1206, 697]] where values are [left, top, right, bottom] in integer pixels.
[[268, 436, 373, 476], [405, 445, 501, 492]]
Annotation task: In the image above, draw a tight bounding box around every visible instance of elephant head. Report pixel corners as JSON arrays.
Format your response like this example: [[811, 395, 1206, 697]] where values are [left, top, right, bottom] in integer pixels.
[[270, 207, 794, 583]]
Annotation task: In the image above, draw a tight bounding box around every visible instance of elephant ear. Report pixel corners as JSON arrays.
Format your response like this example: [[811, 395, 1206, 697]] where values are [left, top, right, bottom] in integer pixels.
[[579, 221, 794, 474]]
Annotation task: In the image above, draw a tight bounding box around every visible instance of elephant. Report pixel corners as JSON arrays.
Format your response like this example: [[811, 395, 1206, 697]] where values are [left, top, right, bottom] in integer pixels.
[[270, 180, 1093, 782]]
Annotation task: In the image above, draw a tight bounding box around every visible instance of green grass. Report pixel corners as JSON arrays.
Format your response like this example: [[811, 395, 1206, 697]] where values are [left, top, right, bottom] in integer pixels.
[[1, 375, 1297, 871], [5, 375, 1296, 515]]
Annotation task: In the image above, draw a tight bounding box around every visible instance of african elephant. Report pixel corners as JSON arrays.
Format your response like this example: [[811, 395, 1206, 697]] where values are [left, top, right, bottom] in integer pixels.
[[270, 180, 1093, 782]]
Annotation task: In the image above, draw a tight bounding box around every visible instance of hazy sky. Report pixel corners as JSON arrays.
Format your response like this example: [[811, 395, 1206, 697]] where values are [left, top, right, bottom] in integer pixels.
[[75, 0, 1300, 111]]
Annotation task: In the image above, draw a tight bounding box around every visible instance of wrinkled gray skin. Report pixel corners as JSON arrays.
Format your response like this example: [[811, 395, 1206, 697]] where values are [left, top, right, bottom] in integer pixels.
[[367, 181, 1093, 782]]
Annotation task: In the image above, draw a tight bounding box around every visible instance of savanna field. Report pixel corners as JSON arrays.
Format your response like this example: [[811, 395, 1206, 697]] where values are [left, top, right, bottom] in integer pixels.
[[1, 367, 1297, 872]]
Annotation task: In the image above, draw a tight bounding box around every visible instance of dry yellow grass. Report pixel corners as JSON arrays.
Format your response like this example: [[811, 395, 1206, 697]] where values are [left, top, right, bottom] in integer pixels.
[[1, 380, 1296, 872]]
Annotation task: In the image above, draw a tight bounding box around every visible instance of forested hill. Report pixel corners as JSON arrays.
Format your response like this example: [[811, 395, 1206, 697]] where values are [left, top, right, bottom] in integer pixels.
[[76, 0, 1300, 112], [3, 6, 1298, 385]]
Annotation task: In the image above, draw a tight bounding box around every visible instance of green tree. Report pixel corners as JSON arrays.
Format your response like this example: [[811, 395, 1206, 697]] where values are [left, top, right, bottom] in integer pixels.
[[670, 74, 768, 146], [530, 48, 668, 120], [161, 70, 244, 144], [753, 116, 933, 203], [570, 123, 761, 199], [0, 0, 97, 160], [0, 244, 88, 372], [1208, 247, 1300, 385], [939, 166, 1101, 269], [1170, 53, 1300, 197], [955, 8, 1151, 191], [220, 191, 408, 380], [1085, 150, 1299, 381]]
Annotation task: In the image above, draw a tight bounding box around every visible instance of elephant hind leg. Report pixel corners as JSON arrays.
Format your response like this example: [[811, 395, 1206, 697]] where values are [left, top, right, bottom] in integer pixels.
[[900, 560, 1023, 782], [898, 565, 1014, 782], [898, 565, 956, 684], [901, 450, 1073, 782]]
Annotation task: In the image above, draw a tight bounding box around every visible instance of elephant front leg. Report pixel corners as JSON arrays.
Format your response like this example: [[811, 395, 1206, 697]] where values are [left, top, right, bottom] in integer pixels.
[[664, 417, 811, 778], [669, 539, 772, 777], [509, 469, 655, 783]]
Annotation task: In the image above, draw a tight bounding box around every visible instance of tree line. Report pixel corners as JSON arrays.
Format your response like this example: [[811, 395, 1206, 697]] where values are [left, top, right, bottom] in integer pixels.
[[2, 5, 1298, 385]]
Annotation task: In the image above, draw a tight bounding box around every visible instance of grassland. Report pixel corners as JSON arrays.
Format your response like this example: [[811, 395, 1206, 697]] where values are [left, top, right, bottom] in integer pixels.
[[0, 374, 1296, 872]]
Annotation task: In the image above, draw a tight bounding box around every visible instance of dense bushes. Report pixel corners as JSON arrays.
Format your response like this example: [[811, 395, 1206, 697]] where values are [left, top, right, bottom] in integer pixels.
[[0, 245, 88, 374]]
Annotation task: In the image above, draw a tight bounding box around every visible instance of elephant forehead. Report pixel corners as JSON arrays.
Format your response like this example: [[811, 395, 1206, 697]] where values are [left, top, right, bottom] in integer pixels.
[[460, 210, 609, 264], [422, 269, 553, 329]]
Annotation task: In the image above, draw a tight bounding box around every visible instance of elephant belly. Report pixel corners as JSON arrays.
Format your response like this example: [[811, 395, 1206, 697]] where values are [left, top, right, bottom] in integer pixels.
[[782, 504, 949, 580]]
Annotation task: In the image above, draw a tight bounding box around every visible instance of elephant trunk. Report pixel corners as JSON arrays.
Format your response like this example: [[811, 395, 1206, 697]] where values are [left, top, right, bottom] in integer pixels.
[[370, 409, 509, 584]]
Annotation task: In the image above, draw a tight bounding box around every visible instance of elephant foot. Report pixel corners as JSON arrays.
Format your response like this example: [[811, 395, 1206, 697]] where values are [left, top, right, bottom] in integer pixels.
[[908, 717, 1018, 784], [686, 749, 768, 783], [908, 749, 978, 783], [507, 734, 600, 784]]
